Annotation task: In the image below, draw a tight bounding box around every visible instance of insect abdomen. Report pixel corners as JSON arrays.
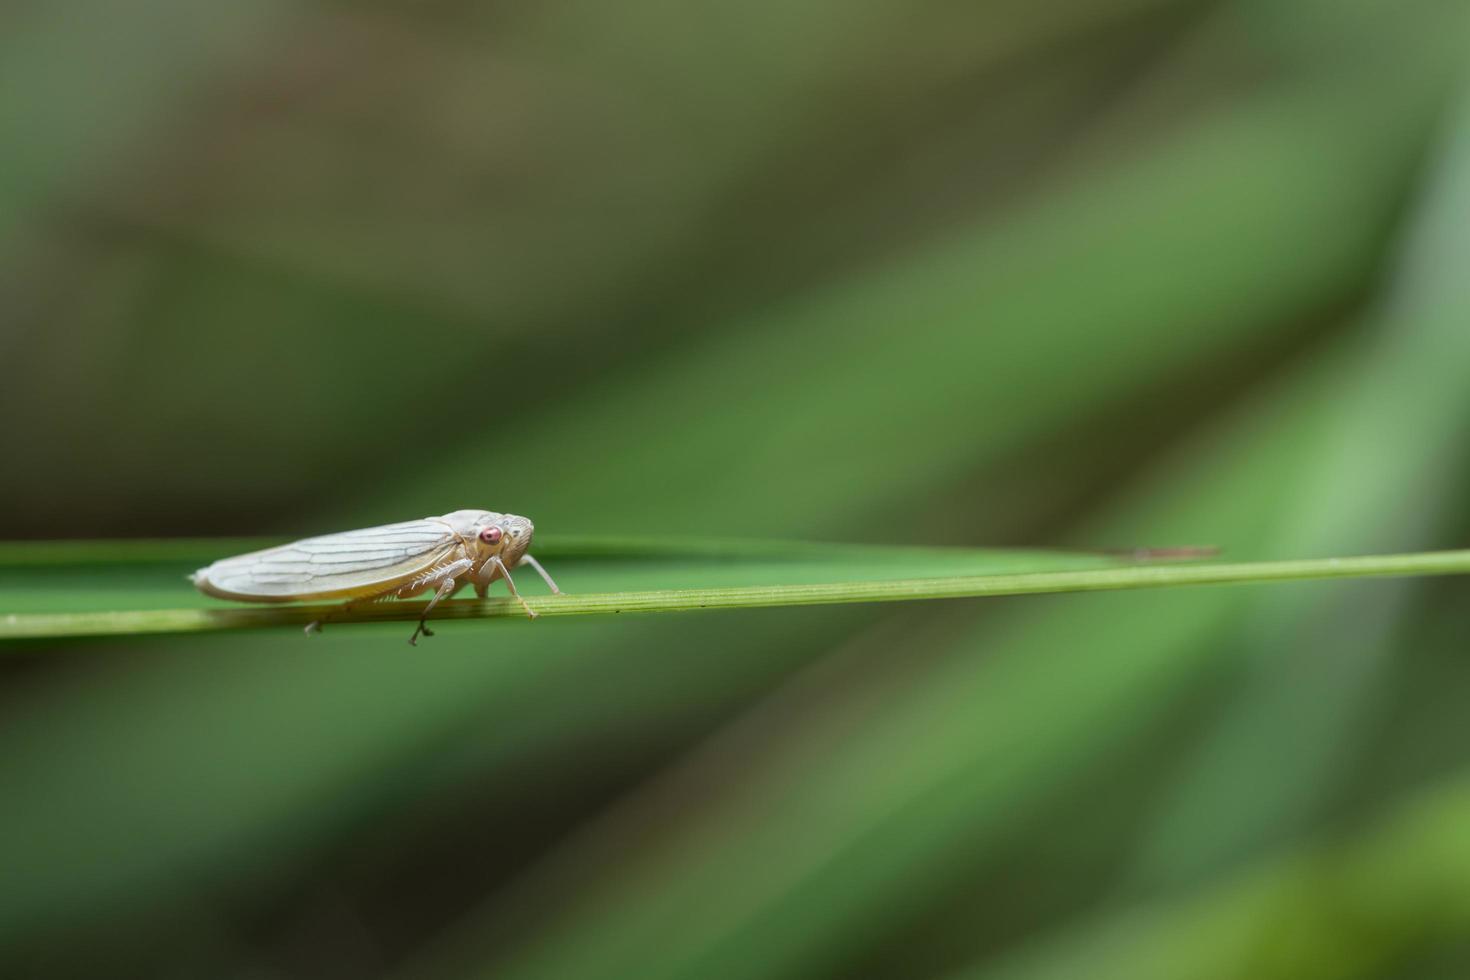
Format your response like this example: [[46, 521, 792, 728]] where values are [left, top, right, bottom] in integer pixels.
[[193, 520, 461, 602]]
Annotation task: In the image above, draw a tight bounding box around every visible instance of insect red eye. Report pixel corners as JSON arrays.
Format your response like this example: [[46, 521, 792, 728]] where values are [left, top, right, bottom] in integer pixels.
[[479, 527, 503, 545]]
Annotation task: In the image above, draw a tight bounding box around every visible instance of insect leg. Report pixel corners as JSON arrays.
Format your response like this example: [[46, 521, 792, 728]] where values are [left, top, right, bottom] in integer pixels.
[[409, 558, 475, 645], [491, 556, 538, 619], [470, 556, 504, 597], [409, 577, 458, 645], [305, 586, 397, 636], [472, 559, 495, 599], [517, 553, 562, 594]]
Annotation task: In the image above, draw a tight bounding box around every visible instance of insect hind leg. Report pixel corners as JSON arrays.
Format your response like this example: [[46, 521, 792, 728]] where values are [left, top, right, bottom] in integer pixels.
[[305, 557, 474, 642], [304, 585, 400, 636], [408, 558, 476, 646], [410, 575, 464, 646]]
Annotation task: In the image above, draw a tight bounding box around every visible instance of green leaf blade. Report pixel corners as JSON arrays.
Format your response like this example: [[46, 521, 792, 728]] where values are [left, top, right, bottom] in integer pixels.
[[4, 544, 1467, 642]]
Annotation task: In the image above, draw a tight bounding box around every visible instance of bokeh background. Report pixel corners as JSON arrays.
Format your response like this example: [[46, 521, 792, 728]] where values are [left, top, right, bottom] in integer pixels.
[[5, 0, 1470, 977]]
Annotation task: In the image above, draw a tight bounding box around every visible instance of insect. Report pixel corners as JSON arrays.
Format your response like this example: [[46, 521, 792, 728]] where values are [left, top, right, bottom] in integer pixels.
[[192, 510, 561, 645]]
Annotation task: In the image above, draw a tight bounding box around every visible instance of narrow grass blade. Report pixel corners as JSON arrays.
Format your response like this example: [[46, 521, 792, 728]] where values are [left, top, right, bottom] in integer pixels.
[[4, 549, 1468, 641]]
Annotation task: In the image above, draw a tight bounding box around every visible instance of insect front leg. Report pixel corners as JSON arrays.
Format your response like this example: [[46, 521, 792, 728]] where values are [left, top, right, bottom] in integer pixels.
[[472, 561, 497, 600], [470, 557, 505, 599], [475, 556, 537, 619], [517, 554, 562, 594]]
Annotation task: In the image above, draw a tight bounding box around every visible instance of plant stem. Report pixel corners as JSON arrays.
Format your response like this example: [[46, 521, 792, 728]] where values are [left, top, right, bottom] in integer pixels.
[[4, 549, 1468, 642]]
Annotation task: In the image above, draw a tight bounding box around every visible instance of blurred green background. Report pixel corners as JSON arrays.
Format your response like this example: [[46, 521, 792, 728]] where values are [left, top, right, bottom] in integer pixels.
[[5, 0, 1470, 976]]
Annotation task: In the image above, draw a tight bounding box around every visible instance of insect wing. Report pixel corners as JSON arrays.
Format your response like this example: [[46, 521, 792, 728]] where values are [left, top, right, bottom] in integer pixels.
[[197, 520, 461, 600]]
